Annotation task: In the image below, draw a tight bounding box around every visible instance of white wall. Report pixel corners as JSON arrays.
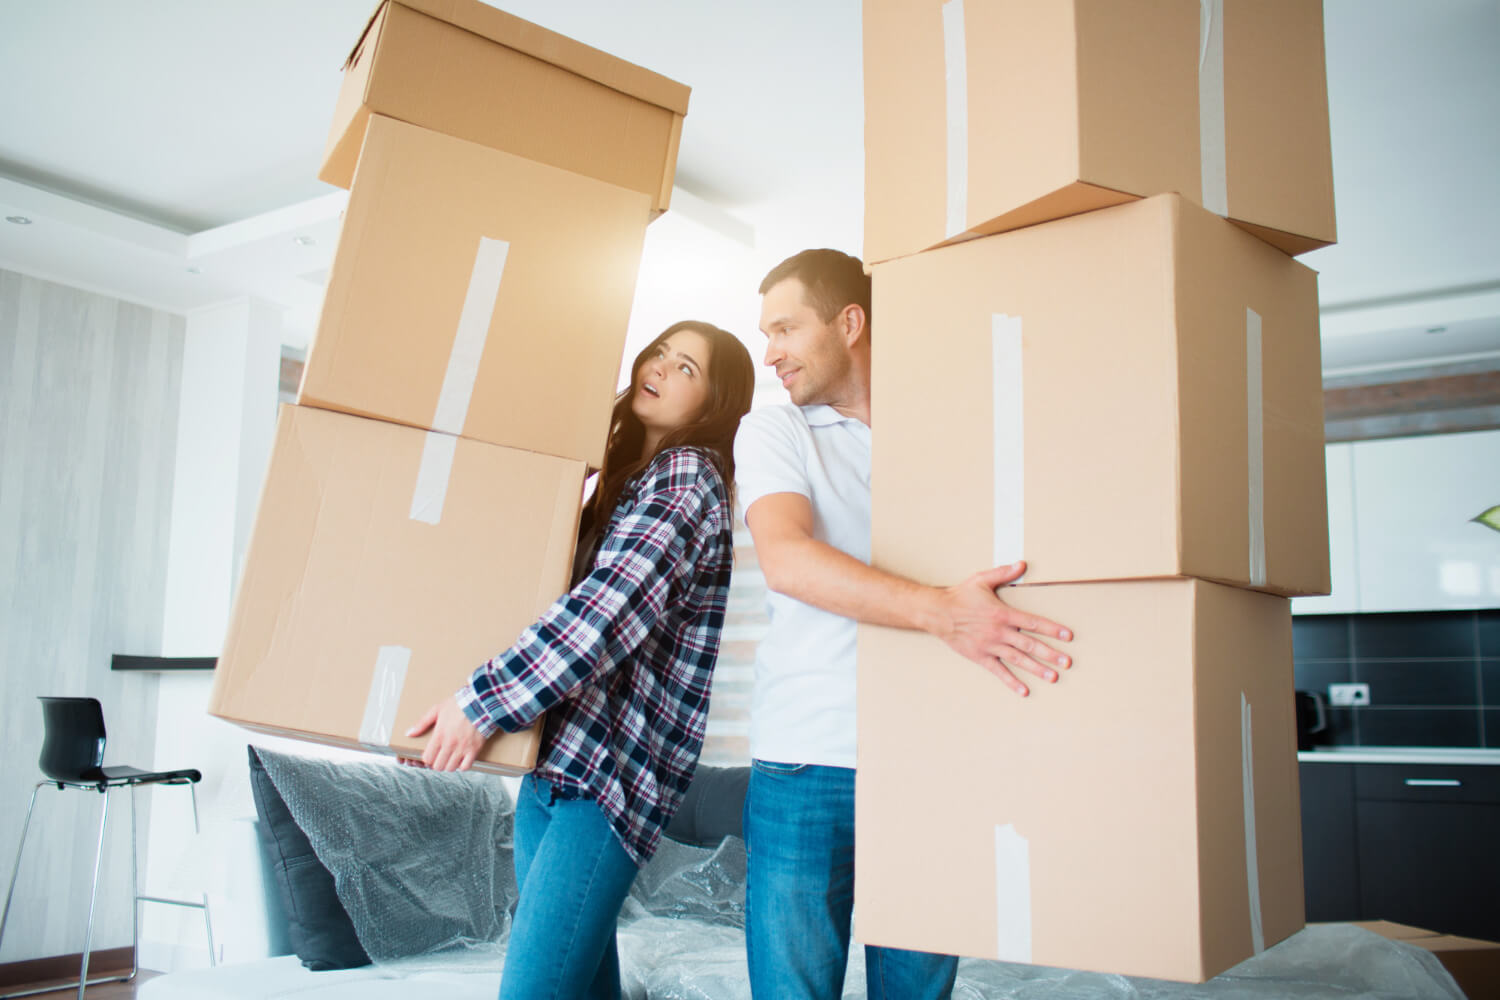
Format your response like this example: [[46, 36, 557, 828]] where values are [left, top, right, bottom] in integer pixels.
[[141, 297, 287, 971]]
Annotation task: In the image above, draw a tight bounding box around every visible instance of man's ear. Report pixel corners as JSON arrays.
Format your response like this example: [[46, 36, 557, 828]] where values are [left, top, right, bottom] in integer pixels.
[[841, 303, 869, 347]]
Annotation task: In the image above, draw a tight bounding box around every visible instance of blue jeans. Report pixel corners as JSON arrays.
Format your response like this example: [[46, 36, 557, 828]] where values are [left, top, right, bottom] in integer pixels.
[[743, 760, 958, 1000], [499, 774, 641, 1000]]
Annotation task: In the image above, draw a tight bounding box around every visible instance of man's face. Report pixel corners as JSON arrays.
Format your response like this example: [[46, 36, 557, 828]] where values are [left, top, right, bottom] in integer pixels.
[[758, 277, 855, 408]]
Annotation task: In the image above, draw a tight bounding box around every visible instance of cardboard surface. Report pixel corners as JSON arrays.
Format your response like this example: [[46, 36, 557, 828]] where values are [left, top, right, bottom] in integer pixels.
[[301, 115, 650, 466], [870, 194, 1329, 597], [863, 0, 1336, 263], [322, 0, 688, 214], [1348, 921, 1500, 998], [211, 404, 586, 774], [855, 578, 1305, 982]]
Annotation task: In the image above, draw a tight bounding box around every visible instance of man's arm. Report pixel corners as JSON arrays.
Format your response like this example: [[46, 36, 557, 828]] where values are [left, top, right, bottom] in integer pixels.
[[746, 492, 1072, 697]]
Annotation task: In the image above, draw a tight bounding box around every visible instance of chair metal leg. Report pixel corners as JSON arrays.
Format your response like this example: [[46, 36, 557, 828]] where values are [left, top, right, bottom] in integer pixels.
[[128, 781, 217, 974], [75, 789, 110, 1000], [203, 888, 217, 967], [0, 778, 213, 997], [0, 781, 47, 952], [126, 784, 141, 984], [0, 784, 130, 999], [186, 781, 217, 966]]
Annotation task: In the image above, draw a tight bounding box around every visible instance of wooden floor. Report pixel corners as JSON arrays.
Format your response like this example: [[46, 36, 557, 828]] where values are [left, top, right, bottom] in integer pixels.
[[5, 971, 159, 999], [83, 972, 158, 998]]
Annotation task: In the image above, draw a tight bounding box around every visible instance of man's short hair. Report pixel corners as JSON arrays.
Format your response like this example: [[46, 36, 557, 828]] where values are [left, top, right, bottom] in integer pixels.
[[759, 249, 872, 338]]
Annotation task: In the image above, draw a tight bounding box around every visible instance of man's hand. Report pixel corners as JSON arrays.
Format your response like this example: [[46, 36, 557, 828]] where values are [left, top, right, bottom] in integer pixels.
[[935, 561, 1073, 698], [406, 695, 486, 771]]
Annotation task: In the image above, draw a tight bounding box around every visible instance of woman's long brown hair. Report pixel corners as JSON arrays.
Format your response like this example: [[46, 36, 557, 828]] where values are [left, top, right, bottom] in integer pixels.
[[581, 321, 755, 545]]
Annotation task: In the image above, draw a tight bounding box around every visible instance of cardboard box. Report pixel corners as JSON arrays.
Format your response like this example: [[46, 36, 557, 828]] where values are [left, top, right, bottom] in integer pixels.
[[1348, 921, 1500, 999], [855, 578, 1305, 982], [322, 0, 689, 216], [870, 193, 1329, 597], [301, 114, 650, 466], [864, 0, 1336, 264], [211, 404, 586, 774]]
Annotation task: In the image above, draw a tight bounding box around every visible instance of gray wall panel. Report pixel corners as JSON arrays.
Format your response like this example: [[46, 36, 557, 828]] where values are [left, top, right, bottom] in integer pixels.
[[0, 267, 182, 964]]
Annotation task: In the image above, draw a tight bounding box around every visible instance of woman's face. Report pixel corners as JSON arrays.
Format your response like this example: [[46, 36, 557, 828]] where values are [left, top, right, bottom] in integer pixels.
[[631, 328, 714, 440]]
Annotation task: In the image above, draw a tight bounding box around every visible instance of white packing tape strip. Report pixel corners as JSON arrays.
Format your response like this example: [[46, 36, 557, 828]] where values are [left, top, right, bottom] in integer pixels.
[[994, 824, 1033, 963], [1241, 692, 1265, 954], [433, 236, 510, 435], [1198, 0, 1229, 217], [1246, 308, 1266, 587], [367, 369, 468, 749], [378, 239, 499, 741], [942, 0, 970, 238], [360, 645, 411, 748], [992, 314, 1025, 567], [410, 430, 458, 526]]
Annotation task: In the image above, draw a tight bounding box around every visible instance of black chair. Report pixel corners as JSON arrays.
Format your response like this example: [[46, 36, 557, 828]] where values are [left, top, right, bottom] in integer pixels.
[[0, 697, 214, 999]]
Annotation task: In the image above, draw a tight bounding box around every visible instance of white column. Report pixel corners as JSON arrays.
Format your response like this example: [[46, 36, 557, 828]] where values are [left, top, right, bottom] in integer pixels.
[[143, 297, 283, 971]]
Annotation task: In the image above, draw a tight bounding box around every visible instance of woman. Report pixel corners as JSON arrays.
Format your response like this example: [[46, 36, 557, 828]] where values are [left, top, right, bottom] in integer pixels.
[[408, 320, 755, 999]]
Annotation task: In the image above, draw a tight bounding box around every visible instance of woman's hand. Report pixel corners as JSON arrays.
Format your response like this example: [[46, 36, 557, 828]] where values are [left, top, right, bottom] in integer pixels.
[[406, 695, 486, 771]]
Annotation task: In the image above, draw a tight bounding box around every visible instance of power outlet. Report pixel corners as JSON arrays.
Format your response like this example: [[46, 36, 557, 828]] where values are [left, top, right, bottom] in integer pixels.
[[1329, 682, 1370, 707]]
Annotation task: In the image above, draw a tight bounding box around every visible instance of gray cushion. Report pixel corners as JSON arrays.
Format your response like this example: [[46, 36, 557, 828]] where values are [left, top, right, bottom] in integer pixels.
[[247, 746, 371, 971]]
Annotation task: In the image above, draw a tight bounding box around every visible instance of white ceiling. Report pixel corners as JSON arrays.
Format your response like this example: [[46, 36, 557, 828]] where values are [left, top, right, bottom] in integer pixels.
[[1, 0, 1497, 378]]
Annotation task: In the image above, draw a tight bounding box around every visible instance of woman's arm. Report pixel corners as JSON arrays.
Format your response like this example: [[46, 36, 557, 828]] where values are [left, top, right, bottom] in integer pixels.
[[410, 450, 726, 769]]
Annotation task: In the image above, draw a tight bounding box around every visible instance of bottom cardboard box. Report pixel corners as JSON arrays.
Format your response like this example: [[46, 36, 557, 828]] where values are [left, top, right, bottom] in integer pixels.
[[1346, 921, 1500, 999], [855, 578, 1304, 982], [211, 404, 586, 774]]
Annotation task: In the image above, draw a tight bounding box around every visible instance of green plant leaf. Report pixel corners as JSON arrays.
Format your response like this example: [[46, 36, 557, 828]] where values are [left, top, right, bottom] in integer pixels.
[[1473, 505, 1500, 533]]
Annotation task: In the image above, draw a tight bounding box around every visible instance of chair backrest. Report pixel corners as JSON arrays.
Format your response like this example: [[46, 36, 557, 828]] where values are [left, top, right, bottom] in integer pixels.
[[37, 696, 107, 782]]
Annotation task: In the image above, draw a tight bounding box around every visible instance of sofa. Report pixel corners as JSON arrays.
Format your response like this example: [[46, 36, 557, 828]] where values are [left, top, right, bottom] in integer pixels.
[[137, 746, 1468, 1000]]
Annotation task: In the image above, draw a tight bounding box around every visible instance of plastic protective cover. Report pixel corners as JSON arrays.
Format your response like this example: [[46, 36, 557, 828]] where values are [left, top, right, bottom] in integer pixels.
[[258, 748, 515, 969], [258, 749, 1465, 998]]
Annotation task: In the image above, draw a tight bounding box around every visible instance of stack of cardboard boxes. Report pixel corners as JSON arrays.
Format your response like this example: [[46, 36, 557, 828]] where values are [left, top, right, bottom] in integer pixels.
[[855, 0, 1336, 982], [209, 0, 689, 774]]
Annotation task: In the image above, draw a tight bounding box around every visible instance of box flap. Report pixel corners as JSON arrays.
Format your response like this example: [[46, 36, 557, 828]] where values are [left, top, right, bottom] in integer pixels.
[[352, 0, 690, 115], [343, 1, 387, 71]]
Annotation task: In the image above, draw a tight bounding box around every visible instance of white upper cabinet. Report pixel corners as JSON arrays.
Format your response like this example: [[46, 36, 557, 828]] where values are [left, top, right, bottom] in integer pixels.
[[1348, 429, 1500, 612]]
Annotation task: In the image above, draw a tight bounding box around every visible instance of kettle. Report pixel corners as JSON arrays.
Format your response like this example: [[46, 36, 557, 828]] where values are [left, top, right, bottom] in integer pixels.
[[1295, 690, 1329, 751]]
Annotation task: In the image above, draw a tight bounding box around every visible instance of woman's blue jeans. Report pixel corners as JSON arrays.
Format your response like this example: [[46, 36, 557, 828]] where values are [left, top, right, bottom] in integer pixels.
[[498, 774, 641, 1000], [743, 760, 958, 1000]]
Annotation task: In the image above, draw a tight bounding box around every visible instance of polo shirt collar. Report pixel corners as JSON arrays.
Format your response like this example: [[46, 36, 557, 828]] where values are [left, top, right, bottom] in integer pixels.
[[801, 403, 863, 427]]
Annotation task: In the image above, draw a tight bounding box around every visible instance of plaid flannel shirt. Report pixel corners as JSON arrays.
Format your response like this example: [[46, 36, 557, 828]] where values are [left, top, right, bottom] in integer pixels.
[[456, 446, 732, 865]]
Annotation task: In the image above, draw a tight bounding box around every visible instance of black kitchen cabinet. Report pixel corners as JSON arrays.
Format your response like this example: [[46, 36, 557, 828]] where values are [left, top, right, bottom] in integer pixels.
[[1299, 762, 1361, 921], [1354, 764, 1500, 942], [1299, 761, 1500, 941]]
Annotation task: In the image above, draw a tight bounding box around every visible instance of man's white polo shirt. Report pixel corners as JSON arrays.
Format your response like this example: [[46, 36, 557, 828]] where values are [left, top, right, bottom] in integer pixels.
[[734, 402, 870, 768]]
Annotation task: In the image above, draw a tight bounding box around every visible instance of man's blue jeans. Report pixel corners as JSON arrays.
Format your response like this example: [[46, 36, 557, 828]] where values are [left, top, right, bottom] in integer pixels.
[[743, 760, 959, 999], [499, 774, 641, 1000]]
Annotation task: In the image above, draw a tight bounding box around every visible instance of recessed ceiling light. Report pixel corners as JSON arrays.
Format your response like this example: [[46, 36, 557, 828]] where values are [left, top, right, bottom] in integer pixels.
[[5, 215, 32, 225], [1425, 326, 1447, 335], [186, 266, 203, 275], [293, 235, 316, 247]]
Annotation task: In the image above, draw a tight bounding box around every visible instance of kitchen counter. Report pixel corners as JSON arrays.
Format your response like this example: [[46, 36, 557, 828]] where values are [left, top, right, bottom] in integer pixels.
[[1299, 746, 1500, 765]]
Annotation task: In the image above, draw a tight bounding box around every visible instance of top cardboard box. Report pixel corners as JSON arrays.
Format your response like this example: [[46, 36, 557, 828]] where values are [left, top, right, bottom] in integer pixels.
[[864, 0, 1337, 263], [322, 0, 690, 216]]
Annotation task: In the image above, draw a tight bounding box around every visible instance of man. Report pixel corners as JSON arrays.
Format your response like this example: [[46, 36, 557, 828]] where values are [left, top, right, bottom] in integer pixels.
[[734, 248, 1073, 999]]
